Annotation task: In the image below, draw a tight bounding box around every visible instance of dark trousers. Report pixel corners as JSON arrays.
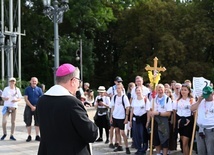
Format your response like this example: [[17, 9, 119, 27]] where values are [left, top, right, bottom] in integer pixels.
[[95, 115, 110, 140], [132, 114, 148, 152]]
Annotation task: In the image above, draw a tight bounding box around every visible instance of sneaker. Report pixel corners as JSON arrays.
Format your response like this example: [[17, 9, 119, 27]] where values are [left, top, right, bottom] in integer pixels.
[[10, 135, 16, 141], [131, 142, 135, 148], [95, 137, 103, 142], [1, 134, 7, 140], [109, 143, 114, 149], [126, 147, 131, 154], [127, 132, 129, 138], [114, 146, 123, 152], [26, 135, 32, 142], [105, 139, 109, 144], [167, 150, 170, 155], [114, 143, 119, 147], [35, 135, 41, 141], [135, 150, 146, 155]]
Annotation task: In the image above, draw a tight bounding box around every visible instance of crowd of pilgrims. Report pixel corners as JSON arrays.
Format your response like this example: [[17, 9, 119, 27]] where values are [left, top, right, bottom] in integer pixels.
[[77, 76, 214, 155]]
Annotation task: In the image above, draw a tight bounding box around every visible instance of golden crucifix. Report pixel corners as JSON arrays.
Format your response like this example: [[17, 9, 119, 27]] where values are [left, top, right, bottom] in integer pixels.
[[145, 57, 166, 155], [145, 57, 166, 73]]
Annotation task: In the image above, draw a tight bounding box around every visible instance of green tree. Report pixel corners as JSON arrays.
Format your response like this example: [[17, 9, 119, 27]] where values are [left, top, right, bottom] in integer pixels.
[[21, 0, 116, 88], [110, 0, 214, 84], [13, 0, 214, 89]]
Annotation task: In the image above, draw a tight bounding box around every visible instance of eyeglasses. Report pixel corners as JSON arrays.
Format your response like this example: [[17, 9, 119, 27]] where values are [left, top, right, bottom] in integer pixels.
[[72, 77, 82, 83]]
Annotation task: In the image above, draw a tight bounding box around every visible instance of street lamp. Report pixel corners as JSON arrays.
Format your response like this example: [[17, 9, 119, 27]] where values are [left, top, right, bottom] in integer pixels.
[[42, 0, 69, 84], [75, 39, 83, 82], [0, 32, 17, 84], [25, 0, 34, 9]]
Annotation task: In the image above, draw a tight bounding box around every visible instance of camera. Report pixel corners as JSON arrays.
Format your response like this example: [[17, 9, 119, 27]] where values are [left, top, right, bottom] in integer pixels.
[[97, 98, 103, 103], [86, 89, 93, 93]]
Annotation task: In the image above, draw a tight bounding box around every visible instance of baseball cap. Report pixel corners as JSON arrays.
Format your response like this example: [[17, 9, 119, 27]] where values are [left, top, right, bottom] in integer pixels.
[[202, 86, 213, 99], [56, 63, 76, 77], [115, 76, 123, 82], [9, 77, 16, 82]]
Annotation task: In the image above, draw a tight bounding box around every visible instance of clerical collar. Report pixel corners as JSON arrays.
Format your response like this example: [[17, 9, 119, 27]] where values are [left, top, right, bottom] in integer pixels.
[[68, 91, 74, 96]]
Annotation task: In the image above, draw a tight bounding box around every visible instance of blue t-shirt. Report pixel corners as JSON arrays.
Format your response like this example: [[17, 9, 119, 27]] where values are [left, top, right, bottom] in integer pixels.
[[24, 86, 43, 106]]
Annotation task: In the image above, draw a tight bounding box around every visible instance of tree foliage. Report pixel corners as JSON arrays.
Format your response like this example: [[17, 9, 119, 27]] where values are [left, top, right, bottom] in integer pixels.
[[94, 0, 214, 87], [8, 0, 214, 89], [20, 0, 116, 87]]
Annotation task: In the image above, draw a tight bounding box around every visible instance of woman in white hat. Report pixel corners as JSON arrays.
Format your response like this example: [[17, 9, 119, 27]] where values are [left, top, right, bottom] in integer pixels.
[[1, 77, 22, 141], [94, 86, 111, 144]]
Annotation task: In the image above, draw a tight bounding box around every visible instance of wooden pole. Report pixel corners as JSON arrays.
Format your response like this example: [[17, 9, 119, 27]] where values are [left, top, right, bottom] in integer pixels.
[[149, 98, 155, 155], [190, 110, 198, 155]]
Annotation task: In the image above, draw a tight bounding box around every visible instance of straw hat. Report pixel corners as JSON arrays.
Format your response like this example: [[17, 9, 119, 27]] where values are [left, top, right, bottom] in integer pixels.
[[97, 86, 106, 93]]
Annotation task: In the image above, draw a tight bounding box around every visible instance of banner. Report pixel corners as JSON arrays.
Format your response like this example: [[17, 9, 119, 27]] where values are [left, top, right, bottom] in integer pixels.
[[193, 77, 210, 97]]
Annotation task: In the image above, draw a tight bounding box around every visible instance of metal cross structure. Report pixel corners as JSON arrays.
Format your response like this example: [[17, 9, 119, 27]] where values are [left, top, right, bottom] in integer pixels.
[[1, 0, 25, 87]]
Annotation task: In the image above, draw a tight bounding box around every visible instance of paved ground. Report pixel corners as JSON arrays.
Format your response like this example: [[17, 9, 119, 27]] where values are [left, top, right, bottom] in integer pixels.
[[0, 99, 197, 155]]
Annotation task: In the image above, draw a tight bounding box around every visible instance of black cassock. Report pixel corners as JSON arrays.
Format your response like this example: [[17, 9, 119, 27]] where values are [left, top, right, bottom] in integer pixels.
[[37, 94, 98, 155]]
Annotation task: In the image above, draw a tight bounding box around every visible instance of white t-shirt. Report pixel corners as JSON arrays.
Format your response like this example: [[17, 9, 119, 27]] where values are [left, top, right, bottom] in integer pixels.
[[86, 95, 94, 104], [131, 85, 150, 100], [151, 95, 172, 113], [107, 85, 125, 97], [94, 95, 111, 116], [197, 99, 214, 127], [173, 98, 194, 117], [2, 86, 22, 108], [79, 87, 84, 96], [172, 93, 179, 102], [131, 97, 150, 116], [110, 95, 130, 119]]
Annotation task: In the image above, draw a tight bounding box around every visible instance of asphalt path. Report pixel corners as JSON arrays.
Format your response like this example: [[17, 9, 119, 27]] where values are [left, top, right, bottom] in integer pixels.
[[0, 99, 197, 155]]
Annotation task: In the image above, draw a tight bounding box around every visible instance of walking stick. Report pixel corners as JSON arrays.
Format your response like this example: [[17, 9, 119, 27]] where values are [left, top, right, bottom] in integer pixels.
[[190, 110, 198, 155]]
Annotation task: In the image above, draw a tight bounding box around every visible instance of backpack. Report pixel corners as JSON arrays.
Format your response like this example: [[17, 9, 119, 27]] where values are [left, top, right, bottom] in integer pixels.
[[144, 96, 148, 104], [166, 97, 169, 103], [114, 94, 125, 111], [113, 95, 147, 114], [112, 86, 115, 95]]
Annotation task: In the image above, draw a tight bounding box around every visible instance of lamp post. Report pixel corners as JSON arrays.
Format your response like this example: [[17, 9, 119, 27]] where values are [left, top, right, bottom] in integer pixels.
[[42, 0, 69, 84], [0, 32, 17, 84], [75, 39, 83, 82]]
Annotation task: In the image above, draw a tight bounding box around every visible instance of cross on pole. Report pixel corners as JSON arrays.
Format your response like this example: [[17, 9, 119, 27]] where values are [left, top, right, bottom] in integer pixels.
[[145, 57, 166, 74], [145, 57, 166, 155]]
